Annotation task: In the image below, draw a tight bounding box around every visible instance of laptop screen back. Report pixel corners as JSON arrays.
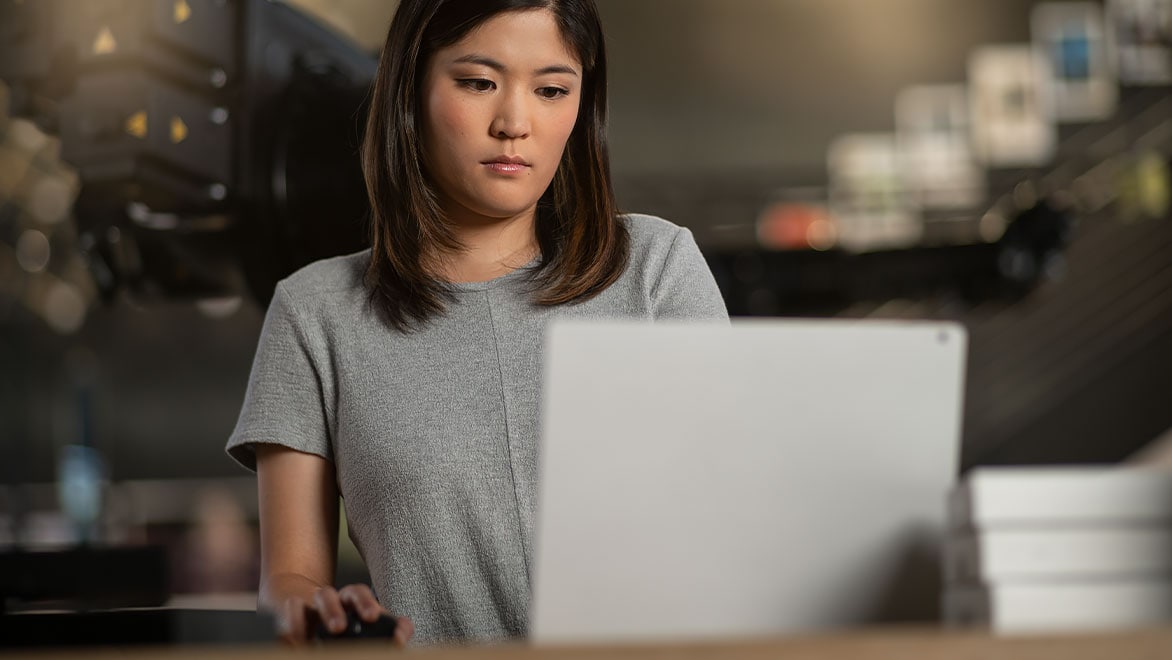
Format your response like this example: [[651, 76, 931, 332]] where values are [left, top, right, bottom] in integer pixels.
[[531, 319, 967, 644]]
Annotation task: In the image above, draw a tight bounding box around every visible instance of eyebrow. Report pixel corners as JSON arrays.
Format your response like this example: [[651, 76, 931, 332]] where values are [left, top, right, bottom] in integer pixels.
[[452, 54, 580, 77]]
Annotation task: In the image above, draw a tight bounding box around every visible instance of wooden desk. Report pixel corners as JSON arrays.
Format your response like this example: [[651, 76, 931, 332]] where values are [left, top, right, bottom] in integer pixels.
[[6, 627, 1171, 660]]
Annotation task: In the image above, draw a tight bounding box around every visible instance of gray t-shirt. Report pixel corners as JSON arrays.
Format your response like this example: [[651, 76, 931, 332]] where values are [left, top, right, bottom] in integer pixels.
[[225, 213, 728, 645]]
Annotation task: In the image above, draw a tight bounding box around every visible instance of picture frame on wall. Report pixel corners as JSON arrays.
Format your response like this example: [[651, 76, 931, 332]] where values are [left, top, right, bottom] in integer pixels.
[[895, 84, 987, 211], [968, 44, 1058, 168], [1106, 0, 1172, 85], [1031, 2, 1118, 122]]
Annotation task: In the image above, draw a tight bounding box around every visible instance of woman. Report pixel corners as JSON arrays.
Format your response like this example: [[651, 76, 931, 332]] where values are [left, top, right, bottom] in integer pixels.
[[226, 0, 728, 647]]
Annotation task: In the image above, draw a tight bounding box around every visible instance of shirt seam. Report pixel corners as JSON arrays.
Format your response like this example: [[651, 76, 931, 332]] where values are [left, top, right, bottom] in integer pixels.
[[483, 289, 532, 582], [649, 227, 687, 309]]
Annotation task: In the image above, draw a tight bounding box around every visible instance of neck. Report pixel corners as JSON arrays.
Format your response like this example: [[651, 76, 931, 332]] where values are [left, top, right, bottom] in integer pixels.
[[436, 206, 539, 284]]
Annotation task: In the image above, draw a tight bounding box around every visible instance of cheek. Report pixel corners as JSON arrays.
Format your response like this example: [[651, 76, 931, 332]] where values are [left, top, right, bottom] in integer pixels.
[[427, 93, 473, 151], [548, 104, 581, 154]]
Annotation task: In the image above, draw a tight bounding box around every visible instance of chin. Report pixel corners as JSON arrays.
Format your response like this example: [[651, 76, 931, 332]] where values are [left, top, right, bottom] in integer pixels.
[[464, 195, 543, 221]]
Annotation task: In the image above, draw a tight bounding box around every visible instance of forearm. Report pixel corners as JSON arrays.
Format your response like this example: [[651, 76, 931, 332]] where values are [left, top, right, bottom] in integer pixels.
[[254, 444, 340, 616], [259, 570, 332, 613]]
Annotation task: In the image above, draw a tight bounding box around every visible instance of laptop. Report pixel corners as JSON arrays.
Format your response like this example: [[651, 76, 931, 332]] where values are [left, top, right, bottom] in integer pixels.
[[530, 319, 967, 644]]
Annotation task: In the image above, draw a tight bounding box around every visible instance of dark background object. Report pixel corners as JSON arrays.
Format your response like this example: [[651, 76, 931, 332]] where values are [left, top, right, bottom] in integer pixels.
[[708, 200, 1076, 317], [0, 0, 374, 304], [0, 546, 168, 613], [0, 609, 275, 648]]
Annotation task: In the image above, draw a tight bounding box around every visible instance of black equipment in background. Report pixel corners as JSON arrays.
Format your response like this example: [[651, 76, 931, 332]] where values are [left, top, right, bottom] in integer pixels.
[[0, 609, 275, 648], [709, 199, 1077, 317], [0, 0, 375, 306], [0, 546, 168, 613]]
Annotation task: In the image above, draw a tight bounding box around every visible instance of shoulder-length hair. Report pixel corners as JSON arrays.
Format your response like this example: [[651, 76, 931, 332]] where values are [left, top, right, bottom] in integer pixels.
[[361, 0, 629, 332]]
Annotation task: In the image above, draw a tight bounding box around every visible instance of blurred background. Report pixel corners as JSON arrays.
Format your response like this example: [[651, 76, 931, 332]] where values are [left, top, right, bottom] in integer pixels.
[[0, 0, 1169, 621]]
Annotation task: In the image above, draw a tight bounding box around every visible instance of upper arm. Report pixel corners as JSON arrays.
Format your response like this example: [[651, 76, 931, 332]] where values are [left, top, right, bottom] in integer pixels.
[[256, 442, 339, 591]]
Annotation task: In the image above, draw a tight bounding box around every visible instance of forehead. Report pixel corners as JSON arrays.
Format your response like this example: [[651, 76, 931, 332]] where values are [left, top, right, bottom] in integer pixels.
[[438, 9, 580, 68]]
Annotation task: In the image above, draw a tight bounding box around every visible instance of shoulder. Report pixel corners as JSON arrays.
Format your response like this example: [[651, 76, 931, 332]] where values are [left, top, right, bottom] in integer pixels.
[[255, 250, 374, 352], [622, 212, 688, 246], [602, 212, 708, 299], [617, 214, 728, 321], [276, 249, 369, 305], [620, 213, 692, 264], [268, 249, 372, 335]]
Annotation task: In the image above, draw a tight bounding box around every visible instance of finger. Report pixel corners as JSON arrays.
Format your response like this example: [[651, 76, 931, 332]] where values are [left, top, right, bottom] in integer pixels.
[[313, 587, 349, 635], [394, 615, 415, 647], [338, 584, 382, 622], [278, 597, 308, 646]]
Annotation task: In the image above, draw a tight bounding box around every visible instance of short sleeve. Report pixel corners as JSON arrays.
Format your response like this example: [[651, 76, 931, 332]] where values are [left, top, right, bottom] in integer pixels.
[[225, 282, 333, 472], [651, 227, 730, 322]]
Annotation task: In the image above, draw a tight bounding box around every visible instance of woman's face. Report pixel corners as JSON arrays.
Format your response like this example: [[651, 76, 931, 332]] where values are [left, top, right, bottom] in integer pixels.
[[421, 9, 582, 226]]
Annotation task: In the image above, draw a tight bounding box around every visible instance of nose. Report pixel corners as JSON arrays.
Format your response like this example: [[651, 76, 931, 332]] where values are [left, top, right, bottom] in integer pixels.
[[490, 91, 531, 140]]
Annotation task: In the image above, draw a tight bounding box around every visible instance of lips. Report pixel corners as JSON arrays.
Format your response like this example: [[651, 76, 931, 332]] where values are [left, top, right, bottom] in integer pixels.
[[482, 155, 531, 174], [483, 155, 531, 166]]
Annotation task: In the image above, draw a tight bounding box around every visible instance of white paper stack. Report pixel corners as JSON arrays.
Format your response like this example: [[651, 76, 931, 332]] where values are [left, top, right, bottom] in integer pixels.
[[944, 466, 1172, 634]]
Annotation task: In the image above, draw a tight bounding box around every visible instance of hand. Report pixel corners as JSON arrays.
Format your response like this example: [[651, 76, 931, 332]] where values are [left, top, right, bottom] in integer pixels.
[[274, 583, 415, 647]]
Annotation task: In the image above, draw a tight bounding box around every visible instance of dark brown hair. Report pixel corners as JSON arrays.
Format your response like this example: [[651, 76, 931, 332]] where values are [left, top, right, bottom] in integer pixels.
[[361, 0, 629, 331]]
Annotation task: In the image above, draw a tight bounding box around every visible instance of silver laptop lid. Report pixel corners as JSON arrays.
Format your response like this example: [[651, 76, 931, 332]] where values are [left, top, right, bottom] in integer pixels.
[[532, 319, 967, 644]]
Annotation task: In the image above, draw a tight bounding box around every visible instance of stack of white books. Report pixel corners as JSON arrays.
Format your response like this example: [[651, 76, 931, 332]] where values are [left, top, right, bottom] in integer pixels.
[[943, 466, 1172, 633]]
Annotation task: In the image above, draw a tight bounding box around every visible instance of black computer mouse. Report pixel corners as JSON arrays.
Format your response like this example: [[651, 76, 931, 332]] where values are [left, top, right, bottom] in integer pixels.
[[312, 609, 398, 642]]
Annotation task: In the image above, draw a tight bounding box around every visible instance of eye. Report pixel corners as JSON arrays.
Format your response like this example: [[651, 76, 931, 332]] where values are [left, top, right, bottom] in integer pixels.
[[537, 86, 570, 100], [457, 79, 495, 92]]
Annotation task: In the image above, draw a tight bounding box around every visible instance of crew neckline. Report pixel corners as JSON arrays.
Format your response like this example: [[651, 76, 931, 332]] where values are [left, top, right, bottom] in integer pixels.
[[445, 255, 542, 292]]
